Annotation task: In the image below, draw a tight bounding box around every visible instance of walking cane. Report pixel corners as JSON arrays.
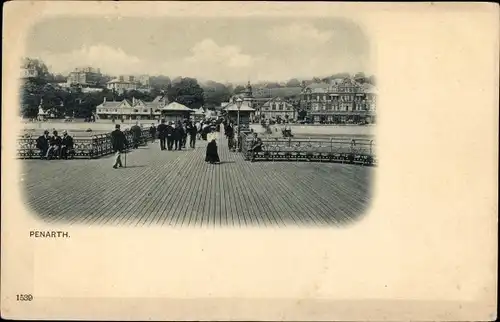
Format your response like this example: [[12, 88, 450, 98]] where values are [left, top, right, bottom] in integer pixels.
[[124, 143, 127, 168]]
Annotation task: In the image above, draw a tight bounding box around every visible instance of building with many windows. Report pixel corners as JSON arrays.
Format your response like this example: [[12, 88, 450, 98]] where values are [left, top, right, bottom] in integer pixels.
[[95, 95, 193, 122], [67, 67, 102, 86], [300, 78, 377, 124], [106, 76, 138, 93], [259, 97, 296, 121], [106, 75, 152, 93], [96, 97, 156, 121], [138, 75, 151, 87]]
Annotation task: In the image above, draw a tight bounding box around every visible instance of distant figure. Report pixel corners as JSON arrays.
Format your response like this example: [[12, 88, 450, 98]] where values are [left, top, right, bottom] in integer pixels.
[[173, 121, 185, 150], [46, 130, 62, 159], [195, 121, 202, 140], [166, 121, 174, 150], [187, 121, 197, 148], [181, 123, 188, 148], [225, 123, 234, 150], [205, 139, 220, 164], [36, 130, 50, 159], [149, 123, 157, 143], [201, 122, 210, 141], [111, 124, 127, 169], [157, 119, 167, 151], [60, 130, 74, 159], [130, 121, 142, 149]]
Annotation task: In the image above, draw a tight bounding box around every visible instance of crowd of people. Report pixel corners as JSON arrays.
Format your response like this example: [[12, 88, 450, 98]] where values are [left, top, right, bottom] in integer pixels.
[[36, 130, 74, 160], [32, 117, 265, 166], [110, 119, 226, 169]]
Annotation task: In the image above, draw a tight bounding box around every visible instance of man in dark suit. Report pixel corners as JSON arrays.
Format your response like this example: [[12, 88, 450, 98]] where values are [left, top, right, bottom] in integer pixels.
[[165, 121, 174, 150], [149, 123, 157, 143], [111, 124, 127, 169], [130, 121, 142, 149], [225, 123, 234, 150], [60, 130, 74, 159], [46, 130, 62, 159], [186, 121, 197, 148], [157, 119, 167, 151], [36, 130, 50, 159], [181, 123, 188, 148], [173, 121, 184, 151]]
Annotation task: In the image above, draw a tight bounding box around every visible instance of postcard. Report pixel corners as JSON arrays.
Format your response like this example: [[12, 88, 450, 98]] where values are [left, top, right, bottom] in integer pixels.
[[1, 2, 498, 320]]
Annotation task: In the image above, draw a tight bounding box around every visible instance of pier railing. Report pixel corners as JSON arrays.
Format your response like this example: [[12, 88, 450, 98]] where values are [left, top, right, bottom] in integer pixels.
[[17, 128, 152, 159], [239, 133, 376, 166]]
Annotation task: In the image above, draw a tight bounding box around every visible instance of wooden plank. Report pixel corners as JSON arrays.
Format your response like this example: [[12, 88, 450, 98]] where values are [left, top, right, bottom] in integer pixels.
[[20, 131, 374, 227]]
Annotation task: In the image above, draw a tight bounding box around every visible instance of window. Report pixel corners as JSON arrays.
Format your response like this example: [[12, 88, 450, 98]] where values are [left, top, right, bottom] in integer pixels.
[[134, 109, 138, 113], [114, 109, 117, 112], [272, 104, 276, 110], [143, 109, 148, 113], [279, 104, 283, 110]]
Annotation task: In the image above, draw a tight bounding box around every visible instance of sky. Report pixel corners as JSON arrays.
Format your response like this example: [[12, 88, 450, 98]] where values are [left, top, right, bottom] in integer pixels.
[[26, 16, 372, 83]]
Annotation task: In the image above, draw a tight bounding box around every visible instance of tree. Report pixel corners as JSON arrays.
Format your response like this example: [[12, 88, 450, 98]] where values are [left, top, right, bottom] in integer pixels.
[[150, 75, 171, 91], [20, 58, 51, 118], [297, 109, 307, 120], [22, 58, 50, 80], [202, 80, 231, 109], [354, 72, 365, 79], [330, 73, 351, 80], [233, 85, 245, 94], [166, 77, 205, 109], [286, 78, 301, 87], [367, 75, 376, 86], [265, 82, 281, 89]]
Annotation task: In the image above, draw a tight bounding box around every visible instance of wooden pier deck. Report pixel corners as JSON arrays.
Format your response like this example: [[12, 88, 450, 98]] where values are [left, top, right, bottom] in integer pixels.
[[20, 133, 374, 227]]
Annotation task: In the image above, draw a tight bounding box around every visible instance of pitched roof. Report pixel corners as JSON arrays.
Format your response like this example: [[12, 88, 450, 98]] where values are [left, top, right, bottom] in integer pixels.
[[223, 101, 256, 112], [307, 82, 330, 89], [152, 95, 169, 104], [253, 87, 303, 98], [107, 79, 136, 84], [262, 97, 294, 107], [193, 107, 205, 115], [162, 102, 194, 112]]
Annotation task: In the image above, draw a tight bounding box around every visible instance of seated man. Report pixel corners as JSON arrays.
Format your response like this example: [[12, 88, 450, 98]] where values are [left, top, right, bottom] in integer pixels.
[[60, 130, 74, 159], [36, 130, 50, 158], [46, 130, 62, 159], [249, 133, 263, 159]]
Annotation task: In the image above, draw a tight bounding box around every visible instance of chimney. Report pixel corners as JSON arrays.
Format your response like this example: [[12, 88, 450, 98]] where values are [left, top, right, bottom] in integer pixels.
[[103, 97, 106, 104], [132, 97, 136, 106]]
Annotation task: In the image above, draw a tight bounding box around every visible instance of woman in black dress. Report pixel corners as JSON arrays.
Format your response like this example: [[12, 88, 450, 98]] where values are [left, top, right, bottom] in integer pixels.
[[205, 139, 220, 164]]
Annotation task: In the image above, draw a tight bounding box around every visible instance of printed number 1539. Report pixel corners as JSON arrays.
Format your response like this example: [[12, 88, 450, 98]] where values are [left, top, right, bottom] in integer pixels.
[[16, 294, 33, 301]]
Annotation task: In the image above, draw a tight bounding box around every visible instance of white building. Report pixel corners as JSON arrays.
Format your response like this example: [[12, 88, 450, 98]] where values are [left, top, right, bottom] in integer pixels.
[[106, 78, 138, 93]]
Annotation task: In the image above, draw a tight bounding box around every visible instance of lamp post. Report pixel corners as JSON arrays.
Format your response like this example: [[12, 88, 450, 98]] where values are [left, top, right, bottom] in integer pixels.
[[236, 97, 242, 151]]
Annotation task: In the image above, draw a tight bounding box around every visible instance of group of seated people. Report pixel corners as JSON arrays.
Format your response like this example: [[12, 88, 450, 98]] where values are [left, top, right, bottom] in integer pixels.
[[36, 130, 74, 159]]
